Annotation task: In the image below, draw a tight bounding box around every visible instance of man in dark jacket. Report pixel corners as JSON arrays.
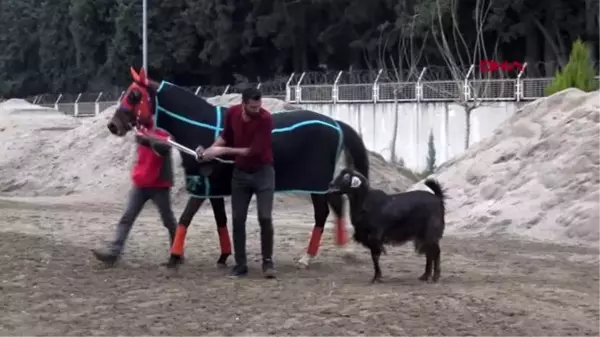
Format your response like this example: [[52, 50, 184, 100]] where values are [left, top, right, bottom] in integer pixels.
[[199, 87, 275, 278], [91, 127, 177, 265]]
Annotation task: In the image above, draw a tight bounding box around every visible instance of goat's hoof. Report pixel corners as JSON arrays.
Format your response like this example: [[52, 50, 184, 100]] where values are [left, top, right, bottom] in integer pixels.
[[371, 276, 383, 283], [296, 254, 313, 269], [418, 274, 430, 282], [432, 274, 440, 283], [216, 253, 230, 268]]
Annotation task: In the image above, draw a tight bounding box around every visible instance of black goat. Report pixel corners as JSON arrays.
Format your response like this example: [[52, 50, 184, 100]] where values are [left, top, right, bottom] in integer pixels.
[[328, 168, 446, 283]]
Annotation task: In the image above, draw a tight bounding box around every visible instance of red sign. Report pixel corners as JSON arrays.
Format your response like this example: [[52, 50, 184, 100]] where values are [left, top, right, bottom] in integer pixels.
[[480, 60, 524, 72]]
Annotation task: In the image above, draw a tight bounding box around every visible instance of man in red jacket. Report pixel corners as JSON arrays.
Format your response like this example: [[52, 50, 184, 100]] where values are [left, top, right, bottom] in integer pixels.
[[199, 87, 275, 278], [92, 127, 177, 265]]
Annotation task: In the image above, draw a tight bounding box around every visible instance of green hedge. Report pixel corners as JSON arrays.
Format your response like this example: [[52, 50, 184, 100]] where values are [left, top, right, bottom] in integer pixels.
[[545, 39, 599, 95]]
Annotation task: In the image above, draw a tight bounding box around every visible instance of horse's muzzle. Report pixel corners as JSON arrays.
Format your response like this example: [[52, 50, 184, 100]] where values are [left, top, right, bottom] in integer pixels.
[[107, 121, 119, 135], [107, 108, 132, 136]]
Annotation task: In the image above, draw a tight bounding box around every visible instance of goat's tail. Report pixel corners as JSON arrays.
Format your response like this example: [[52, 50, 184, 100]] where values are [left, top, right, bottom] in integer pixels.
[[424, 179, 445, 202]]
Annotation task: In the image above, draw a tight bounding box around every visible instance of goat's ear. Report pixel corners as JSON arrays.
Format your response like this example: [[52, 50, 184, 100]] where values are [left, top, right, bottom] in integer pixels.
[[350, 176, 362, 188]]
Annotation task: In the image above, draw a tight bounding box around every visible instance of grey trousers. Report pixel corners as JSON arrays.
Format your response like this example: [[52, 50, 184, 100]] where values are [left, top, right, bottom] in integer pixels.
[[231, 165, 275, 266], [108, 187, 177, 254]]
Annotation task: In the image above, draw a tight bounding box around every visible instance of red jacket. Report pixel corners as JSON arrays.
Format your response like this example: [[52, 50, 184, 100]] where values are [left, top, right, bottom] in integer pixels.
[[131, 128, 174, 188]]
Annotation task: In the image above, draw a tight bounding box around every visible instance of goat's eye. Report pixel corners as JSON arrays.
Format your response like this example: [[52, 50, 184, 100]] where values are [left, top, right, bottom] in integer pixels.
[[343, 173, 350, 181], [127, 89, 142, 105]]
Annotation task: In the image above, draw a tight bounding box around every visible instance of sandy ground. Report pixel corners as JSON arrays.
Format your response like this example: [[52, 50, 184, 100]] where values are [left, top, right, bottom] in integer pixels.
[[0, 195, 598, 336], [1, 90, 599, 335]]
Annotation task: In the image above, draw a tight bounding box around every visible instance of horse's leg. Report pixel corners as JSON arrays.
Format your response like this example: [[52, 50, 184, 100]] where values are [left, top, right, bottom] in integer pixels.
[[209, 197, 231, 268], [167, 196, 205, 268], [327, 192, 349, 246], [297, 194, 330, 268]]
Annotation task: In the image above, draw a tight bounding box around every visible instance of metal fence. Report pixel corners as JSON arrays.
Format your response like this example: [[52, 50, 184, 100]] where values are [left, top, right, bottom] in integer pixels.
[[16, 65, 600, 118]]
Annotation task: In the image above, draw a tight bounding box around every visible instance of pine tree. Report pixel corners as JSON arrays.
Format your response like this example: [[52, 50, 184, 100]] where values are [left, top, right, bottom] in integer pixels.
[[545, 39, 599, 95]]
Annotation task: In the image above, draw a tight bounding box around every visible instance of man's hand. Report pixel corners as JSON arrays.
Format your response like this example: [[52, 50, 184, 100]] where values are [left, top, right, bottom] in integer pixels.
[[201, 146, 226, 160]]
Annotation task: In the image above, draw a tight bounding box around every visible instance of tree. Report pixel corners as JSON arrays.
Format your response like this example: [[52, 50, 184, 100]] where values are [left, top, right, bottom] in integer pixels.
[[375, 14, 428, 165], [545, 39, 599, 95], [430, 0, 500, 150], [0, 0, 597, 97], [424, 128, 437, 176]]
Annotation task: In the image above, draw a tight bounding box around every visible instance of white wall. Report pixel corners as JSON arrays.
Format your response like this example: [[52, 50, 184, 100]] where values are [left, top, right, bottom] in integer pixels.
[[300, 101, 525, 171]]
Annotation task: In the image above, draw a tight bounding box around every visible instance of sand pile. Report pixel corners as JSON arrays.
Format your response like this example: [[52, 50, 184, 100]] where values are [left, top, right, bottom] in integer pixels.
[[412, 88, 599, 246], [0, 99, 82, 192], [0, 94, 416, 203]]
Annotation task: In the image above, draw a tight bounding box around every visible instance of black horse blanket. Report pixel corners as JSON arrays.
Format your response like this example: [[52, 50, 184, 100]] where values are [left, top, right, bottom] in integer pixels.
[[153, 81, 344, 198]]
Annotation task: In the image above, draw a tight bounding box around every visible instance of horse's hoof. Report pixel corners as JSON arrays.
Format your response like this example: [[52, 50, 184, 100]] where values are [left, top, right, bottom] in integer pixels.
[[296, 254, 313, 269], [418, 274, 429, 282], [216, 253, 230, 268], [432, 274, 440, 283], [165, 255, 184, 269]]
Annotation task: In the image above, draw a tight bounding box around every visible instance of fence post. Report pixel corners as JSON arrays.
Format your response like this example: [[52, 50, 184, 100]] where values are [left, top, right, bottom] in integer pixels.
[[223, 85, 230, 95], [464, 64, 475, 100], [416, 67, 427, 102], [194, 86, 202, 96], [33, 96, 40, 104], [54, 94, 62, 111], [332, 71, 343, 103], [373, 69, 383, 103], [285, 72, 295, 102], [516, 62, 528, 102], [74, 93, 83, 117], [94, 92, 103, 116], [295, 72, 306, 103]]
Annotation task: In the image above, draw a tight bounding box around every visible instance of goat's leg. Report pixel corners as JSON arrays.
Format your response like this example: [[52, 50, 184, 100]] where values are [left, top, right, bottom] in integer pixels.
[[210, 198, 231, 268], [369, 243, 383, 283], [418, 245, 435, 281], [167, 197, 205, 268], [432, 243, 441, 282]]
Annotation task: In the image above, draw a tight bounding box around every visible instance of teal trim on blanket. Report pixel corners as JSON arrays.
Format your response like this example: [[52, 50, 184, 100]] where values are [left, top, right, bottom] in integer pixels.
[[155, 81, 343, 196]]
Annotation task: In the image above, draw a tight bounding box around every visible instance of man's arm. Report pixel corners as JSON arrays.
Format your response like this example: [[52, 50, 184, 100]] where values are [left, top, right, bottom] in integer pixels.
[[135, 134, 170, 156], [210, 136, 226, 147]]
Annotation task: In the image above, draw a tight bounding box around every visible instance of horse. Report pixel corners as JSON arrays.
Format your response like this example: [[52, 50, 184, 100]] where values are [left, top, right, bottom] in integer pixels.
[[107, 67, 370, 269]]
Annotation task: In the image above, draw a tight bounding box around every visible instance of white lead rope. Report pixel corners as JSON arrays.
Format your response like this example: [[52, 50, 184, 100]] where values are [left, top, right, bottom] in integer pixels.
[[136, 127, 234, 164]]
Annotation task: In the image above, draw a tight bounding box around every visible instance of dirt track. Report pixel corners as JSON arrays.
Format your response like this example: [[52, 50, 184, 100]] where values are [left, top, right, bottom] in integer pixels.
[[0, 197, 598, 336]]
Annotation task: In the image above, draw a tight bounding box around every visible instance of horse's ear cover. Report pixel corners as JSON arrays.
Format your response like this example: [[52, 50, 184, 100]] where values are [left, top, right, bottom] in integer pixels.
[[138, 67, 148, 85], [130, 66, 140, 83], [130, 66, 148, 86]]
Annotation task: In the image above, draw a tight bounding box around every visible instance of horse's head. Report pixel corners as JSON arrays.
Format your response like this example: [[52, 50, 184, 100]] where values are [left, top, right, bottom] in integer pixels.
[[108, 67, 159, 136]]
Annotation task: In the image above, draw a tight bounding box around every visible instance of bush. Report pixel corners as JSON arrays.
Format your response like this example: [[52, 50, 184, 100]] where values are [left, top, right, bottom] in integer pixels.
[[545, 39, 599, 95]]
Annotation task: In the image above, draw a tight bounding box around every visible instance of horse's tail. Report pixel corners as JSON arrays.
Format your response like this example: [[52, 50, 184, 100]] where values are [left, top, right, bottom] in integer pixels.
[[337, 120, 370, 180]]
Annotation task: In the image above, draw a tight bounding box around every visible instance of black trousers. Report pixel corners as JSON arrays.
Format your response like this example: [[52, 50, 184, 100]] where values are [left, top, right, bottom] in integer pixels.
[[231, 165, 275, 266]]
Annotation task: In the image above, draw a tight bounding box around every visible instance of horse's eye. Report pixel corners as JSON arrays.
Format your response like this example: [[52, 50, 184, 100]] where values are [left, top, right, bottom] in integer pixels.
[[343, 173, 350, 181], [127, 89, 142, 105]]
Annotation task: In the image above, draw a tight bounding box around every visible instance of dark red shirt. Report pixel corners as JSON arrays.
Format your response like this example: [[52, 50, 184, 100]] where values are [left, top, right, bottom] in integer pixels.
[[221, 103, 273, 171]]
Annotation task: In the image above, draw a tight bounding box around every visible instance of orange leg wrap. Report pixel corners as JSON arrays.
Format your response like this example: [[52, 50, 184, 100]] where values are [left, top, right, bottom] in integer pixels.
[[170, 224, 187, 256], [307, 227, 324, 256], [217, 226, 231, 255], [335, 217, 348, 246]]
